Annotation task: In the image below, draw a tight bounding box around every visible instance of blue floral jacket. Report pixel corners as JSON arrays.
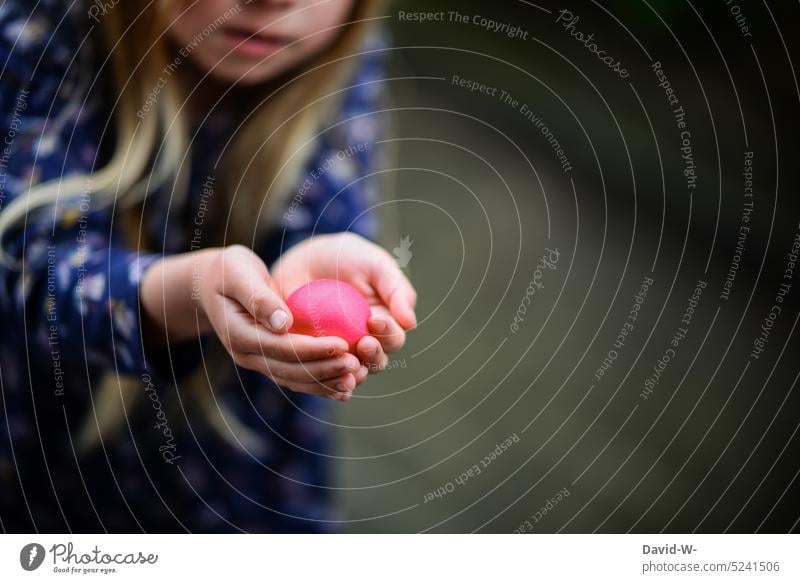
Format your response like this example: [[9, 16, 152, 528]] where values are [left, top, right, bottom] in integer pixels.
[[0, 0, 384, 532]]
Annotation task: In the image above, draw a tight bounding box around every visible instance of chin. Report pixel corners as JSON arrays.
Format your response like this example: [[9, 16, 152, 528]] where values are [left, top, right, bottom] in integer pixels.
[[203, 53, 297, 86], [208, 67, 273, 85]]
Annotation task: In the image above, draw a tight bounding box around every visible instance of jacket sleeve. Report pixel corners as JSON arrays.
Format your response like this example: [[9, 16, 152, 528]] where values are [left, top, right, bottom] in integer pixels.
[[0, 0, 202, 386]]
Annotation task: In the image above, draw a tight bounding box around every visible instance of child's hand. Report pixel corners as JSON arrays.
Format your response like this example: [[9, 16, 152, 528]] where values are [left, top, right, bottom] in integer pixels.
[[271, 233, 418, 375], [142, 245, 365, 400]]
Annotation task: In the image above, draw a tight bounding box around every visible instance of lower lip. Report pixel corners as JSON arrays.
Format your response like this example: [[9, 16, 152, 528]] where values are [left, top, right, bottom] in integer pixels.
[[223, 31, 286, 58]]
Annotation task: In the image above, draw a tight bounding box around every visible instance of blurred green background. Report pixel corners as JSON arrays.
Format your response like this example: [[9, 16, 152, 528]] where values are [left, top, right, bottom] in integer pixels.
[[334, 0, 800, 532]]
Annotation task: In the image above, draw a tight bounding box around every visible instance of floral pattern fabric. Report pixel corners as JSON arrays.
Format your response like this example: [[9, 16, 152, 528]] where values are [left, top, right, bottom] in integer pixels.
[[0, 0, 385, 532]]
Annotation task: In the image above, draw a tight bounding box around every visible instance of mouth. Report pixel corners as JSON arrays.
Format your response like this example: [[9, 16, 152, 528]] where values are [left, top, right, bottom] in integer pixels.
[[221, 25, 292, 59]]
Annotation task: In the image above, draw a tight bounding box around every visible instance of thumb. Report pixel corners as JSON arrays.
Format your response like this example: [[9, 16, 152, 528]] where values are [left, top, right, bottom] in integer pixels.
[[221, 245, 294, 333]]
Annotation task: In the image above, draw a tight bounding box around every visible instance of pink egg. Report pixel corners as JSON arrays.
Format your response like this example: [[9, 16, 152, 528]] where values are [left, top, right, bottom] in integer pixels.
[[287, 279, 371, 352]]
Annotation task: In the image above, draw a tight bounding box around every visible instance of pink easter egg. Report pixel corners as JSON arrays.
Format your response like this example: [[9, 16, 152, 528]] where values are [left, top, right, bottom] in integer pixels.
[[287, 279, 371, 352]]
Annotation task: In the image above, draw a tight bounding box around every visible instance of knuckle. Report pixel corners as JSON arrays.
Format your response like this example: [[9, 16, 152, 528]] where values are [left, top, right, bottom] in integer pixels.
[[205, 248, 225, 274], [313, 375, 331, 387], [390, 330, 406, 347], [326, 363, 344, 378], [374, 354, 389, 372], [339, 353, 357, 368], [228, 333, 253, 355], [242, 289, 256, 314], [226, 243, 250, 257], [249, 293, 266, 320], [220, 329, 238, 352], [274, 378, 295, 392], [260, 341, 284, 360], [231, 352, 250, 369], [306, 371, 325, 384], [266, 362, 289, 380]]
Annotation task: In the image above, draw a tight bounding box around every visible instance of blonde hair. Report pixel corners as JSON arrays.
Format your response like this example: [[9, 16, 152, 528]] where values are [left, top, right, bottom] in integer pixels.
[[0, 0, 384, 453]]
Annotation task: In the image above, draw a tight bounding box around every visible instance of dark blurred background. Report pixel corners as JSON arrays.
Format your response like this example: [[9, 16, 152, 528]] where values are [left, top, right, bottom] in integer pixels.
[[334, 0, 800, 532]]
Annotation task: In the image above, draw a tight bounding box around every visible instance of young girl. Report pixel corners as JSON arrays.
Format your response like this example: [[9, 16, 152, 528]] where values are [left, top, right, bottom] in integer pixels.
[[0, 0, 416, 532]]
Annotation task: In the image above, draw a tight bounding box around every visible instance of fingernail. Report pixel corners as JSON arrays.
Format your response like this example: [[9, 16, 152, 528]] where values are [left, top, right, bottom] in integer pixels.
[[269, 309, 288, 331], [373, 319, 388, 334], [335, 383, 348, 392]]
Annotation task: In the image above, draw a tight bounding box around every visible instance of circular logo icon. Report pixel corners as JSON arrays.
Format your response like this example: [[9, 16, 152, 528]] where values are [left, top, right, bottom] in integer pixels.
[[19, 543, 45, 571]]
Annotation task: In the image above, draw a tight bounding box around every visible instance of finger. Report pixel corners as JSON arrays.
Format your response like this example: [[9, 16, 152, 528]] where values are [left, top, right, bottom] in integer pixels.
[[238, 355, 358, 394], [256, 331, 350, 362], [354, 365, 369, 384], [213, 297, 349, 360], [262, 353, 362, 383], [356, 335, 388, 373], [328, 372, 357, 392], [219, 245, 294, 333], [324, 389, 353, 402], [288, 372, 358, 396], [371, 262, 418, 330], [368, 314, 406, 353], [326, 365, 368, 386], [206, 296, 259, 357]]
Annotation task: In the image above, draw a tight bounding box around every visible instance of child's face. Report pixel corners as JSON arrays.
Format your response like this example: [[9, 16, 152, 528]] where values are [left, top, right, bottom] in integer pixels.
[[167, 0, 356, 85]]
